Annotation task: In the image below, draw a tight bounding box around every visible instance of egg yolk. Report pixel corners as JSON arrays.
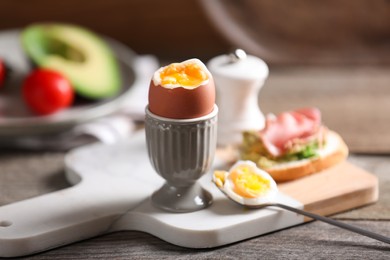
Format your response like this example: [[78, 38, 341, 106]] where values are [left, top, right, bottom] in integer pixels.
[[213, 170, 227, 188], [159, 62, 208, 88], [229, 165, 270, 198]]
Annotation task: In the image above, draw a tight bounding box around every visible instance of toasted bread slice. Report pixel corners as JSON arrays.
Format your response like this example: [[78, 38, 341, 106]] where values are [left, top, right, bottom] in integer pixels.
[[264, 131, 348, 182]]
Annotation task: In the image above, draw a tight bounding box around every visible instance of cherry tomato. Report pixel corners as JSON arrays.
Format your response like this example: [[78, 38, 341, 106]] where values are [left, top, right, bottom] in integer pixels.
[[0, 59, 5, 88], [22, 69, 74, 115]]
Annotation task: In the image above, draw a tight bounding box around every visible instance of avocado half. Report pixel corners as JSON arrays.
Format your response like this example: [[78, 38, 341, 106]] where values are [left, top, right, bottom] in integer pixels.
[[21, 23, 122, 99]]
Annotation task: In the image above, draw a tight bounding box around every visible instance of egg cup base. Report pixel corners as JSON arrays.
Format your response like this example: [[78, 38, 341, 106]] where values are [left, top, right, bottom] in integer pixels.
[[151, 182, 213, 213]]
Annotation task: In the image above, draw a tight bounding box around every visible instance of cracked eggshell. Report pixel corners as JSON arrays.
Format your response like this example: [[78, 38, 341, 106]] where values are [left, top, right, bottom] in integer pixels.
[[148, 59, 215, 119]]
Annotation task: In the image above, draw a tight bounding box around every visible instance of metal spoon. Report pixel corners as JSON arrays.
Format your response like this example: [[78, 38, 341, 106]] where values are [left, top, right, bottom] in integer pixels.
[[220, 191, 390, 244]]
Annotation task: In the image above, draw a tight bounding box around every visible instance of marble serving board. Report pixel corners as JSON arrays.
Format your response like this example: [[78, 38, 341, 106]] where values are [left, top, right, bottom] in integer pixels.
[[0, 131, 378, 257]]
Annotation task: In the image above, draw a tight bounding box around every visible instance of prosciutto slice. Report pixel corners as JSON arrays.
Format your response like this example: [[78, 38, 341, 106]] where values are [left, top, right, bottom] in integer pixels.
[[259, 107, 322, 157]]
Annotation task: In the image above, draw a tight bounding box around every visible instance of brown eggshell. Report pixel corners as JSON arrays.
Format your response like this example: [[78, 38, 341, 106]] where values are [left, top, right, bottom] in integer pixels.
[[148, 79, 215, 119]]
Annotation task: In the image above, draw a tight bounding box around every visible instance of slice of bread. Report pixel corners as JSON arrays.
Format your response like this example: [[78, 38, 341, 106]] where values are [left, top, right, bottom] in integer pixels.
[[263, 131, 348, 182]]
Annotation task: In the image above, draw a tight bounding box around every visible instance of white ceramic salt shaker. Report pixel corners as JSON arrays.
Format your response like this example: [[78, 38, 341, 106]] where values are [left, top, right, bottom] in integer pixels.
[[207, 49, 269, 146]]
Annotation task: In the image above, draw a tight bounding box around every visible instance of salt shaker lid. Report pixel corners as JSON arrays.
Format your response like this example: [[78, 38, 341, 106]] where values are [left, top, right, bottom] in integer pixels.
[[207, 49, 269, 81]]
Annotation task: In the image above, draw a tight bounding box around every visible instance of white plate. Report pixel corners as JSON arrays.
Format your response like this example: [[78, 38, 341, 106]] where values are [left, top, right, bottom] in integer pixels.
[[0, 30, 137, 137]]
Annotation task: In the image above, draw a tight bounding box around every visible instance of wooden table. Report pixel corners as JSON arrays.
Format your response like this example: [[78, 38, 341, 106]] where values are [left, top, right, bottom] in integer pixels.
[[1, 67, 389, 259]]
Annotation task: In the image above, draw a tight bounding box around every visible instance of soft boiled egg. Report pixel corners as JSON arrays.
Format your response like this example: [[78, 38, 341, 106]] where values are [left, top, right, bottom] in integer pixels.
[[213, 160, 278, 206], [148, 58, 215, 119]]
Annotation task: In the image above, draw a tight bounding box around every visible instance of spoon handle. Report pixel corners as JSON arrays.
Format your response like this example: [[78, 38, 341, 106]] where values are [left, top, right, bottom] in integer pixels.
[[270, 203, 390, 244]]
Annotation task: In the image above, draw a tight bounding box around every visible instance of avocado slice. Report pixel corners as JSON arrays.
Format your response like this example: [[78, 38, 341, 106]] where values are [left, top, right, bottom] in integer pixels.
[[21, 23, 121, 99]]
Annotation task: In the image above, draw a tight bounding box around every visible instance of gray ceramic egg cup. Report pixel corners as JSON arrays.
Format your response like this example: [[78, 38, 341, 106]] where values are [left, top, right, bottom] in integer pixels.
[[145, 105, 218, 213]]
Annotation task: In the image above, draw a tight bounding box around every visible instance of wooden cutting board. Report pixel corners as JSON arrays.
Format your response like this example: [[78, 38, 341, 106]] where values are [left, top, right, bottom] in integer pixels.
[[279, 162, 378, 220], [0, 132, 378, 257]]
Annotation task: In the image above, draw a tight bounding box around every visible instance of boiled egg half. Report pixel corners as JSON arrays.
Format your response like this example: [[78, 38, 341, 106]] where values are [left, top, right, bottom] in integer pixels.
[[213, 160, 278, 206]]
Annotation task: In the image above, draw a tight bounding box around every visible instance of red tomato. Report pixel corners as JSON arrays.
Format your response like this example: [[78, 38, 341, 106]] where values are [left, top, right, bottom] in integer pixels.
[[22, 69, 74, 115], [0, 59, 5, 88]]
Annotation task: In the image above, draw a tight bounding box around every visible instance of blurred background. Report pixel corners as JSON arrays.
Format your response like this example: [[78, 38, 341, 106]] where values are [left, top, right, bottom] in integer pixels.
[[0, 0, 228, 62], [1, 1, 389, 256], [0, 0, 390, 152], [1, 0, 389, 65]]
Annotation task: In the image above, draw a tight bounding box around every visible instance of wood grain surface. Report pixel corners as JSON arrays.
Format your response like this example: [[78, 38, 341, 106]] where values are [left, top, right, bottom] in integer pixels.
[[1, 67, 390, 257], [0, 154, 388, 259], [201, 0, 390, 64], [0, 0, 389, 64], [260, 66, 390, 153], [0, 0, 229, 61], [279, 162, 378, 218]]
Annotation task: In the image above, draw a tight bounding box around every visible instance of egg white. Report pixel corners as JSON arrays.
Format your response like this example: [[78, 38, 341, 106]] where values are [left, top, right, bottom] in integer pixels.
[[152, 58, 211, 89], [214, 160, 278, 206]]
